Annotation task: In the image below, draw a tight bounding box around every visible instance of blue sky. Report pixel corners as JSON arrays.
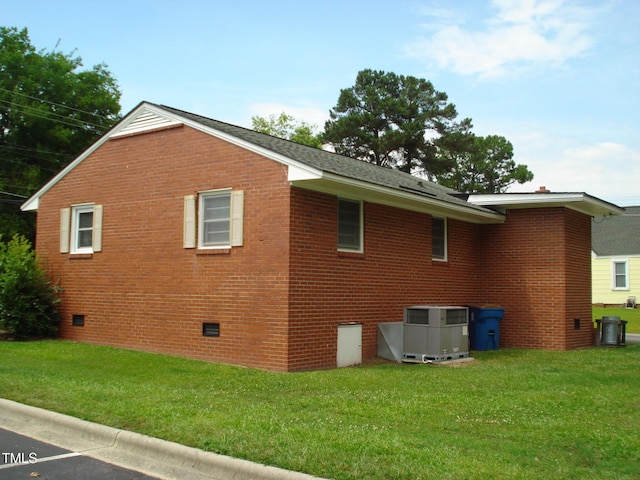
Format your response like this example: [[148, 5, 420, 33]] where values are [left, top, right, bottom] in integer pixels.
[[4, 0, 640, 205]]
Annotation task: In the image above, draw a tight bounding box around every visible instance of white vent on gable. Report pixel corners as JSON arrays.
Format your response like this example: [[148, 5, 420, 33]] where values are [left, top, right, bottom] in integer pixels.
[[111, 108, 182, 138]]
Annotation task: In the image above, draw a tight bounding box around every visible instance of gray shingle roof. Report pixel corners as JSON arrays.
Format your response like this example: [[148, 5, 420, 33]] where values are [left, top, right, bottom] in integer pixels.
[[592, 206, 640, 256], [155, 104, 494, 215]]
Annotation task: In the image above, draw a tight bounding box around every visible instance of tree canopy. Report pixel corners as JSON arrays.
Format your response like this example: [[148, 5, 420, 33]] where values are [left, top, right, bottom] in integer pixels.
[[323, 69, 534, 192], [0, 26, 122, 240], [323, 69, 469, 176], [251, 112, 323, 148], [436, 134, 534, 193]]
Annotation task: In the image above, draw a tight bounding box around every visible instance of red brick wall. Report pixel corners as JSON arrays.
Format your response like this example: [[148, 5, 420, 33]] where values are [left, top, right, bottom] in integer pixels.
[[35, 123, 594, 372], [36, 125, 294, 371], [478, 208, 593, 350], [563, 209, 593, 349], [288, 188, 482, 370]]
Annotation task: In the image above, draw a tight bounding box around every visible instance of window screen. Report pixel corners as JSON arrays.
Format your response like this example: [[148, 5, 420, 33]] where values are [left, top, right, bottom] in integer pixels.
[[338, 199, 361, 251]]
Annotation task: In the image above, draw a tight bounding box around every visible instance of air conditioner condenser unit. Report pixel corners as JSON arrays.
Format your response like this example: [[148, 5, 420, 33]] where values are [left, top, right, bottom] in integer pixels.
[[402, 306, 470, 363]]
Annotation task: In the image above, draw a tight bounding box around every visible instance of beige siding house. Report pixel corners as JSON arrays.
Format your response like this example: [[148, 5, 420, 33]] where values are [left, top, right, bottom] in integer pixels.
[[592, 206, 640, 306]]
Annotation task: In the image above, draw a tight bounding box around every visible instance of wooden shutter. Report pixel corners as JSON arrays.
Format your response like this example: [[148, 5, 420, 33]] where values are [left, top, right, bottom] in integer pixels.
[[92, 205, 103, 252], [230, 190, 244, 247], [60, 208, 70, 253], [183, 195, 196, 248]]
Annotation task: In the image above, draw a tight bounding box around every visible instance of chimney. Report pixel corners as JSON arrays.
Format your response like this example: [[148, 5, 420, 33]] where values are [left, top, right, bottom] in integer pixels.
[[535, 186, 550, 193]]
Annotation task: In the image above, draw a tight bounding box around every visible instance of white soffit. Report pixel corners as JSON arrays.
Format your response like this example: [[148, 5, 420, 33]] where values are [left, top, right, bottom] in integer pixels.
[[292, 174, 505, 224], [467, 193, 624, 217]]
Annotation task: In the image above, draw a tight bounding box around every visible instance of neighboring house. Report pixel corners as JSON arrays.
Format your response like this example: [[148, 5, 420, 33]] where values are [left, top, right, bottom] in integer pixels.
[[21, 102, 623, 371], [592, 206, 640, 307]]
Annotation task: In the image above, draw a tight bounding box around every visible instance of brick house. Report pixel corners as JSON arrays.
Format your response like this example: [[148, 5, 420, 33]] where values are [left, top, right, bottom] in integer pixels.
[[21, 102, 623, 371]]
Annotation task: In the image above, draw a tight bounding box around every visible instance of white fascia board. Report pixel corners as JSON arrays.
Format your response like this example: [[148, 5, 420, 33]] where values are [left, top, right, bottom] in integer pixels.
[[592, 253, 640, 259], [293, 173, 505, 224], [165, 108, 499, 222], [20, 102, 318, 211], [287, 163, 323, 181], [467, 193, 624, 217], [468, 192, 584, 206], [21, 102, 156, 212], [21, 143, 99, 211], [149, 105, 324, 181]]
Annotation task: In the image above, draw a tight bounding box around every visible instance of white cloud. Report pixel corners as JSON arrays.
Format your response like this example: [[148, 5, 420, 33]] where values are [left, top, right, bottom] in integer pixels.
[[512, 139, 640, 205], [405, 0, 594, 78]]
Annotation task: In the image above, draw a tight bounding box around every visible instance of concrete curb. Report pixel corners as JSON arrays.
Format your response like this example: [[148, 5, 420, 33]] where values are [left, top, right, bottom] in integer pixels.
[[626, 333, 640, 344], [0, 398, 328, 480]]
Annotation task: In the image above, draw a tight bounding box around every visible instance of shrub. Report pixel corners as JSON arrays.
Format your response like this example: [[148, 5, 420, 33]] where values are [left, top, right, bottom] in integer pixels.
[[0, 235, 61, 339]]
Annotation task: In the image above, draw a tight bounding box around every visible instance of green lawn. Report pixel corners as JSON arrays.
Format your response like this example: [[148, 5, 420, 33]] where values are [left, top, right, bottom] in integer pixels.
[[1, 341, 639, 480], [593, 306, 640, 334]]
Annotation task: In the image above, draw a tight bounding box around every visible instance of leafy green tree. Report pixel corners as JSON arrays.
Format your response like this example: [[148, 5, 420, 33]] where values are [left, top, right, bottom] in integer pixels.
[[436, 135, 534, 193], [252, 112, 323, 148], [323, 69, 469, 176], [0, 235, 61, 339], [0, 26, 122, 241]]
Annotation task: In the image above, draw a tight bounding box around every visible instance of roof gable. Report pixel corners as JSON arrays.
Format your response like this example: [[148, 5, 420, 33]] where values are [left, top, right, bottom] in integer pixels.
[[22, 101, 504, 223], [153, 104, 503, 223], [111, 107, 182, 137]]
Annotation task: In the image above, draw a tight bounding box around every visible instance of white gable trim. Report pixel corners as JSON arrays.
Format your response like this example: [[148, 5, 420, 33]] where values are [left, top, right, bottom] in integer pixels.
[[110, 107, 182, 138], [19, 102, 501, 223], [22, 102, 158, 211], [592, 252, 640, 259], [21, 102, 324, 212], [148, 106, 324, 181]]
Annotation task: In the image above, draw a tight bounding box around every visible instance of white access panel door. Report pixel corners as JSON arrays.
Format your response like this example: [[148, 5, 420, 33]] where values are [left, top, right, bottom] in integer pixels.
[[337, 323, 362, 367]]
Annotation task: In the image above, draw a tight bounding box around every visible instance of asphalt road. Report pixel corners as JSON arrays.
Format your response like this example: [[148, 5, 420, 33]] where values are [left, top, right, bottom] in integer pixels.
[[0, 428, 160, 480]]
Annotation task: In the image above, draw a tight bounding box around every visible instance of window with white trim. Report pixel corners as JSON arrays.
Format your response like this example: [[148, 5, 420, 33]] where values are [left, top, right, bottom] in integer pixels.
[[60, 204, 103, 254], [183, 189, 244, 249], [432, 217, 447, 261], [337, 198, 362, 252], [200, 190, 231, 247], [613, 260, 629, 290]]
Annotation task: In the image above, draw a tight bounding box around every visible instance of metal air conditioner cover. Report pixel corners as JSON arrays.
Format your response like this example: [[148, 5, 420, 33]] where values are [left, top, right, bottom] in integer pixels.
[[402, 306, 470, 362]]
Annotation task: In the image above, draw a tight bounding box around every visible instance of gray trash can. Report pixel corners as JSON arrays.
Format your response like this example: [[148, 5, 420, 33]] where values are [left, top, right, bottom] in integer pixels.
[[595, 316, 627, 347]]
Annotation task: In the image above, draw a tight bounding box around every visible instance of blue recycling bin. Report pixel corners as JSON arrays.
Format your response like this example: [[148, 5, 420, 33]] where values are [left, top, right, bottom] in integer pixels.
[[469, 307, 504, 351]]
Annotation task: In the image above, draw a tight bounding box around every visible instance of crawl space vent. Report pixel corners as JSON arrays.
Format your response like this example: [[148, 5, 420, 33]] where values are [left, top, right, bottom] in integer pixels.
[[202, 322, 220, 337]]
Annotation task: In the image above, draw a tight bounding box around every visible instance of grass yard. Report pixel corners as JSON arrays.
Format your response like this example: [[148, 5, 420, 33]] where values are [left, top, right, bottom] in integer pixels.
[[1, 341, 639, 480], [593, 306, 640, 334]]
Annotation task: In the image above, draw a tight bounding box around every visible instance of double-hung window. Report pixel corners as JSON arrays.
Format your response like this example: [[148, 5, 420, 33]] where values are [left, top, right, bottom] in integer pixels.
[[200, 191, 231, 247], [432, 217, 447, 261], [183, 189, 244, 249], [60, 204, 103, 254], [73, 206, 94, 253], [613, 260, 629, 290], [337, 198, 362, 252]]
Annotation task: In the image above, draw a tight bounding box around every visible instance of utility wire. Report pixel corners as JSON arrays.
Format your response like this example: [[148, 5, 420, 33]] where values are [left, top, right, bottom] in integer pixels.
[[0, 85, 113, 121], [0, 143, 76, 162], [0, 190, 27, 205], [0, 190, 28, 198], [0, 98, 106, 130], [0, 152, 67, 174]]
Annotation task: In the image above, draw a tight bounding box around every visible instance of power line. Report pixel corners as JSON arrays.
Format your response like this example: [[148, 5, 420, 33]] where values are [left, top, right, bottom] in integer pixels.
[[0, 150, 67, 174], [0, 190, 28, 198], [0, 98, 106, 130], [0, 190, 27, 206], [0, 143, 76, 162], [0, 85, 113, 121]]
